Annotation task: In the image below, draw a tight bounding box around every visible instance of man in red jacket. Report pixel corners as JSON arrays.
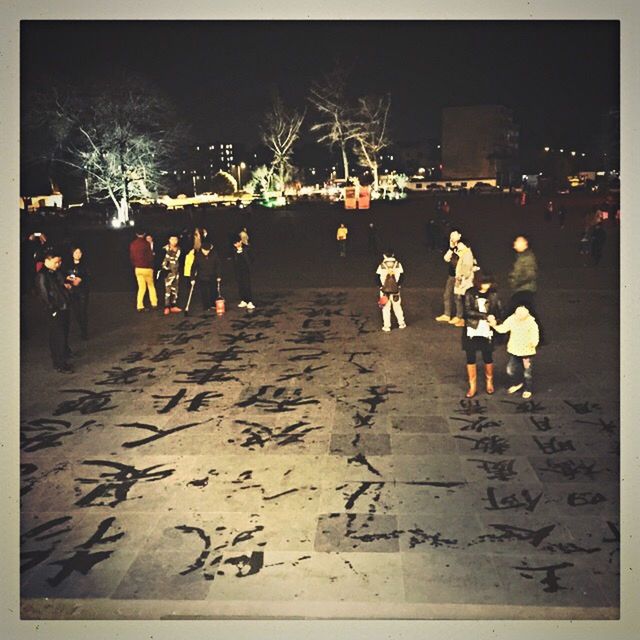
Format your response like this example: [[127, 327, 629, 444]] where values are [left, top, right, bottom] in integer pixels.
[[129, 228, 158, 312]]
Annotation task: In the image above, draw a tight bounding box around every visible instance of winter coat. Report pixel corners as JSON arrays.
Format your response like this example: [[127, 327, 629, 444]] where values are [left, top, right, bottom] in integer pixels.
[[233, 248, 252, 279], [161, 247, 181, 275], [129, 236, 154, 269], [509, 249, 538, 293], [493, 308, 540, 356], [66, 259, 90, 296], [36, 268, 70, 315], [463, 287, 502, 330], [192, 250, 221, 281], [453, 243, 475, 295]]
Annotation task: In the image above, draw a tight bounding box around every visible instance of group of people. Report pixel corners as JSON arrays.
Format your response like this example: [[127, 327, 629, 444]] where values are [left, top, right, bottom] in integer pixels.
[[27, 236, 90, 373], [128, 225, 255, 315], [376, 231, 542, 399], [28, 217, 544, 397]]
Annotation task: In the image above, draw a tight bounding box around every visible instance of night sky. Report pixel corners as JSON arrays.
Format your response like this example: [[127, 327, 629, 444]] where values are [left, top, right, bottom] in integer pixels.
[[21, 20, 619, 158]]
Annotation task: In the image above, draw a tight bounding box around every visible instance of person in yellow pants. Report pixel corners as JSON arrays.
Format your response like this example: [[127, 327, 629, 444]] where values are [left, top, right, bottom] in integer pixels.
[[129, 228, 158, 312]]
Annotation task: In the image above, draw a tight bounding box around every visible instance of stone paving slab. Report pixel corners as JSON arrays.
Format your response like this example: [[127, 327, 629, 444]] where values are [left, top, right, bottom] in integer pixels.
[[19, 288, 620, 619]]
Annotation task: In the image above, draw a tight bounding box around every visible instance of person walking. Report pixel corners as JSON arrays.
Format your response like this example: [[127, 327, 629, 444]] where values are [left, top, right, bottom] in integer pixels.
[[232, 238, 254, 309], [489, 306, 540, 399], [336, 223, 348, 257], [160, 234, 182, 315], [129, 228, 158, 312], [36, 247, 73, 373], [462, 273, 502, 397], [376, 249, 406, 332], [66, 245, 90, 339], [192, 240, 222, 312]]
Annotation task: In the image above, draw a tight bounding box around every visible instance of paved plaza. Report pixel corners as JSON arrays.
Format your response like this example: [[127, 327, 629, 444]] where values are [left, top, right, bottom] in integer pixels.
[[20, 276, 619, 619]]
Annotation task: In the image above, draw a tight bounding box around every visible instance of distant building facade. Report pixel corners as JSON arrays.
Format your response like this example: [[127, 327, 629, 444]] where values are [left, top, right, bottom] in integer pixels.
[[441, 105, 519, 185]]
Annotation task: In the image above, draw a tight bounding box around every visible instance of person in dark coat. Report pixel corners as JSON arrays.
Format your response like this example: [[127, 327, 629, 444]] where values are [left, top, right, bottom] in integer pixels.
[[508, 234, 545, 345], [66, 245, 90, 339], [462, 273, 503, 397], [232, 238, 254, 309], [36, 247, 74, 373], [191, 241, 222, 311]]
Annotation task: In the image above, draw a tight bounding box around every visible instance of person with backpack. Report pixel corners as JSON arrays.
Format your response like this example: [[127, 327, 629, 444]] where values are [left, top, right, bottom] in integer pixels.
[[376, 249, 406, 332]]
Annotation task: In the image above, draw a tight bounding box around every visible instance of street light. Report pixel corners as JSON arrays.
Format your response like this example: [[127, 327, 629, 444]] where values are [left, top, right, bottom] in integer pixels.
[[544, 147, 550, 152]]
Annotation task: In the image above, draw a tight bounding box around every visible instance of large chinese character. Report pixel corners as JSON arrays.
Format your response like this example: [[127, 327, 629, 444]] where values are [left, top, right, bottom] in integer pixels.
[[468, 458, 518, 481], [235, 386, 319, 413], [454, 399, 487, 416], [564, 400, 602, 415], [74, 460, 175, 508], [512, 561, 574, 593], [532, 436, 576, 455], [20, 516, 73, 573], [21, 418, 96, 452], [95, 366, 155, 385], [53, 389, 121, 415], [455, 434, 509, 454], [116, 418, 213, 448], [483, 487, 543, 512], [47, 517, 125, 587], [152, 388, 223, 413], [452, 416, 503, 433]]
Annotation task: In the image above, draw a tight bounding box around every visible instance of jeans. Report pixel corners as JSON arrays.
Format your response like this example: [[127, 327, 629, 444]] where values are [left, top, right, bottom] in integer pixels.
[[443, 275, 463, 317], [506, 354, 533, 391]]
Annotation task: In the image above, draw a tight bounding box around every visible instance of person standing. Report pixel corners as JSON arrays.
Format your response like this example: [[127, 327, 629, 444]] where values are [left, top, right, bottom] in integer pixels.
[[509, 234, 545, 345], [192, 241, 222, 312], [233, 238, 254, 309], [129, 228, 158, 312], [160, 234, 182, 315], [66, 245, 90, 340], [462, 273, 502, 397], [36, 248, 73, 373], [336, 223, 348, 257], [435, 229, 463, 324], [376, 249, 406, 332], [489, 306, 540, 399], [451, 235, 476, 327], [239, 226, 250, 247]]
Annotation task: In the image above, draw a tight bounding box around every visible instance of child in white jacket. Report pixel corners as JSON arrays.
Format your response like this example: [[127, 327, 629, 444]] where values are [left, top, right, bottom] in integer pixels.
[[489, 305, 540, 399]]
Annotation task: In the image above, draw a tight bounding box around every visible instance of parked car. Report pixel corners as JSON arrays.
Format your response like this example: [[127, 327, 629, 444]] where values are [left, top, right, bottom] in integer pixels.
[[471, 182, 498, 194]]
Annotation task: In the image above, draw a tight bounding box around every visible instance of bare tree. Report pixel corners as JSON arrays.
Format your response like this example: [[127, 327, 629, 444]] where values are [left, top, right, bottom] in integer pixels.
[[260, 94, 305, 193], [352, 94, 392, 190], [308, 67, 359, 181], [26, 78, 183, 224], [245, 165, 274, 197]]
